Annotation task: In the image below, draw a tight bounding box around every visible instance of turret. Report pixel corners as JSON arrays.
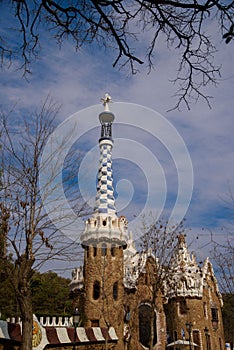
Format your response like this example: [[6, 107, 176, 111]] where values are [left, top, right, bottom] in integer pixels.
[[77, 95, 127, 349]]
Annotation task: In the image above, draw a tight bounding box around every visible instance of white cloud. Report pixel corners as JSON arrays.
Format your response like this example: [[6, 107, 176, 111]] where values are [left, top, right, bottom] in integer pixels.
[[1, 16, 233, 276]]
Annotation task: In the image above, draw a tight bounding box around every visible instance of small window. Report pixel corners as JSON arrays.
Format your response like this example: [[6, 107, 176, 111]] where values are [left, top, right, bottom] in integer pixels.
[[113, 282, 118, 300], [211, 307, 218, 321], [203, 302, 207, 318], [103, 220, 107, 226], [91, 319, 99, 327], [211, 307, 219, 330], [111, 246, 115, 257], [93, 246, 97, 257], [179, 299, 187, 314], [93, 281, 100, 300], [219, 337, 222, 350], [102, 244, 107, 256]]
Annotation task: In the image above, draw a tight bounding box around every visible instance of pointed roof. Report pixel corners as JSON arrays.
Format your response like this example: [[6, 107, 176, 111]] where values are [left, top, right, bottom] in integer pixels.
[[93, 93, 116, 217], [80, 94, 128, 247]]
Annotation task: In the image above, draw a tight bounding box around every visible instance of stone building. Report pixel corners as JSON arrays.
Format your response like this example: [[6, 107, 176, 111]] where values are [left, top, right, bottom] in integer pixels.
[[0, 95, 225, 349], [69, 95, 225, 350]]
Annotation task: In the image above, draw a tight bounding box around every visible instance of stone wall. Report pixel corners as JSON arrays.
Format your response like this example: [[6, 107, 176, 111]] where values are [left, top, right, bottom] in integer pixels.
[[165, 262, 225, 350], [79, 245, 125, 350]]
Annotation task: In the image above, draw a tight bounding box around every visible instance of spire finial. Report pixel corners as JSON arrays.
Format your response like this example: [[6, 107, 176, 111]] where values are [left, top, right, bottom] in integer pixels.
[[101, 93, 112, 112]]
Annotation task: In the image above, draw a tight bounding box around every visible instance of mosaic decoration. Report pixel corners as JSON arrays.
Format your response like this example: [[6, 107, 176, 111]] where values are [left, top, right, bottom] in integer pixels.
[[94, 141, 116, 216]]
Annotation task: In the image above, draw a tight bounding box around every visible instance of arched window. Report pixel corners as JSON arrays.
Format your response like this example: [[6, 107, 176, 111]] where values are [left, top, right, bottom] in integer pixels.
[[113, 282, 118, 300], [139, 304, 157, 348], [102, 243, 107, 256], [93, 281, 100, 300]]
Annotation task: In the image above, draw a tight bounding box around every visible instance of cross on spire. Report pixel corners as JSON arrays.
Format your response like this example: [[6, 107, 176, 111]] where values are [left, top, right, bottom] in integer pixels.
[[101, 93, 112, 111]]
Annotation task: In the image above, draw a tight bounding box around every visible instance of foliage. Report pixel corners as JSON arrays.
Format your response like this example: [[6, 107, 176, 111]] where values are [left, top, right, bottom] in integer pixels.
[[1, 1, 233, 109], [0, 261, 17, 320], [0, 267, 72, 320], [31, 271, 72, 317]]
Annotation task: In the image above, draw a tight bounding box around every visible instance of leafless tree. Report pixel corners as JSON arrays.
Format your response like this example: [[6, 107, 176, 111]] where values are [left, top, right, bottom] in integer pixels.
[[0, 100, 87, 350], [209, 184, 234, 296], [134, 215, 186, 350], [1, 1, 233, 109], [209, 233, 234, 346], [206, 185, 234, 345], [211, 235, 234, 296]]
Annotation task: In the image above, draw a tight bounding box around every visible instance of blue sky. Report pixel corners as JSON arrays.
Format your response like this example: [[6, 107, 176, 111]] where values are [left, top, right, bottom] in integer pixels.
[[1, 9, 234, 275]]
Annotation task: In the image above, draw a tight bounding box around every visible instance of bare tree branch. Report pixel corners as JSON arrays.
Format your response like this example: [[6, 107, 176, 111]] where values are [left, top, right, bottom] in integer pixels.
[[1, 0, 233, 108]]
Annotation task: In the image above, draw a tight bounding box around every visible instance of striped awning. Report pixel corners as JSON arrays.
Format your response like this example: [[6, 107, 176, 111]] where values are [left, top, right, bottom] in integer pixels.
[[0, 320, 118, 349], [45, 326, 118, 344]]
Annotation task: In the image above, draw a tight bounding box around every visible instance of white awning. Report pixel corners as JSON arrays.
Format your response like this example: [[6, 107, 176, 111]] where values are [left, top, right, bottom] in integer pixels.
[[167, 340, 199, 347]]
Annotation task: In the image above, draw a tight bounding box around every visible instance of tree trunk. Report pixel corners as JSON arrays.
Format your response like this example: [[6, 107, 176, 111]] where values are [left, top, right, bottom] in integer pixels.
[[18, 286, 33, 350], [15, 257, 34, 350]]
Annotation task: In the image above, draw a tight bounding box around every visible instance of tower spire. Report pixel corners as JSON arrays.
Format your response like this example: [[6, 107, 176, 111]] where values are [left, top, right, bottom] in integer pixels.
[[94, 93, 116, 216], [80, 94, 128, 247]]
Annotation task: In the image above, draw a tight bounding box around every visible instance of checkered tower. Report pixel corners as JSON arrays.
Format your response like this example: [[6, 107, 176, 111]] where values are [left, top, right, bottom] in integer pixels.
[[94, 102, 116, 216], [80, 94, 128, 248]]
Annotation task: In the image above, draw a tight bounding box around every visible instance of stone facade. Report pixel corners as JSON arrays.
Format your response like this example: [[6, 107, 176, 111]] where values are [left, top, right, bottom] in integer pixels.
[[80, 244, 125, 349], [164, 235, 224, 350], [70, 234, 225, 350]]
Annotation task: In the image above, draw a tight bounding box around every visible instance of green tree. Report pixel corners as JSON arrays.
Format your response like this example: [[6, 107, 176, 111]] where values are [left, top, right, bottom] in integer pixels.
[[31, 271, 72, 317], [1, 1, 233, 109], [0, 261, 17, 319], [0, 268, 72, 320]]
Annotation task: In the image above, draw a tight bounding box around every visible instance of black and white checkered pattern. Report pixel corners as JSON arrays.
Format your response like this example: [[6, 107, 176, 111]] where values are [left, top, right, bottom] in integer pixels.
[[94, 141, 116, 216]]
